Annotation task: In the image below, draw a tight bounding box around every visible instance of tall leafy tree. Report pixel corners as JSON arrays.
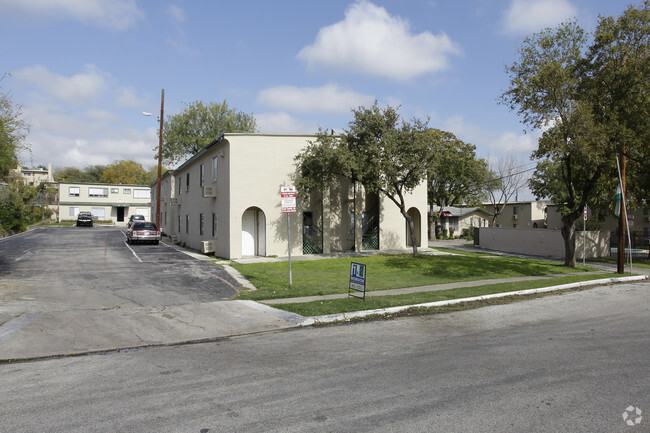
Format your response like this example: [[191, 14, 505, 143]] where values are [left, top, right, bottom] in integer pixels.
[[54, 167, 93, 182], [426, 128, 488, 238], [501, 20, 614, 267], [296, 103, 430, 257], [583, 1, 650, 203], [101, 160, 150, 185], [161, 99, 257, 165], [0, 74, 29, 180], [426, 129, 488, 210]]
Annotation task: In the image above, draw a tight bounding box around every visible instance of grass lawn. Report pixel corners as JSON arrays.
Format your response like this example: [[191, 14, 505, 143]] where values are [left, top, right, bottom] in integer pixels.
[[233, 253, 599, 301], [269, 273, 624, 317], [589, 257, 650, 269]]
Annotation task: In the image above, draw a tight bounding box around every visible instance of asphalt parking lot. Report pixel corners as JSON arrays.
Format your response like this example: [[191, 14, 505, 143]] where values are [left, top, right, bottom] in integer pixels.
[[0, 226, 239, 313]]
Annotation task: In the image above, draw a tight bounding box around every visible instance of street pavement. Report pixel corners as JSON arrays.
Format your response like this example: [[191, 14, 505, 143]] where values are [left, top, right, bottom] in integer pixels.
[[0, 231, 647, 362]]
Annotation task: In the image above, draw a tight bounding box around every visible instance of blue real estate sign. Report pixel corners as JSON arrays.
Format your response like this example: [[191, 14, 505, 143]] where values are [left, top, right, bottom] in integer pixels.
[[349, 262, 366, 298]]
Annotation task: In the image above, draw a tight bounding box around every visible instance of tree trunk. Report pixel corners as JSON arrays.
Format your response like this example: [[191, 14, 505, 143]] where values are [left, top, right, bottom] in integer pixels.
[[402, 209, 418, 257], [560, 217, 577, 267]]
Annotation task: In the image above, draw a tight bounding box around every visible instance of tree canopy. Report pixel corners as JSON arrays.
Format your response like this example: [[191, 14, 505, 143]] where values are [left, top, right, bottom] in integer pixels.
[[0, 74, 29, 180], [296, 102, 431, 257], [501, 2, 649, 267], [426, 128, 488, 210], [161, 99, 257, 166], [101, 160, 150, 185]]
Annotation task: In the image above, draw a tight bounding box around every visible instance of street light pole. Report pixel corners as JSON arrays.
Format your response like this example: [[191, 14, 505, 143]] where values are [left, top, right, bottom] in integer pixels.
[[156, 89, 164, 228]]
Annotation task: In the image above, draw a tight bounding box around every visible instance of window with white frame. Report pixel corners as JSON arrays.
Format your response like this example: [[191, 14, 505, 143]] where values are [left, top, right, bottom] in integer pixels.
[[123, 188, 131, 194], [110, 188, 119, 194], [178, 176, 182, 195], [133, 189, 150, 199], [69, 207, 80, 217], [88, 187, 108, 197], [69, 187, 80, 197], [200, 164, 204, 187], [91, 208, 105, 219], [212, 156, 218, 183], [186, 173, 190, 192]]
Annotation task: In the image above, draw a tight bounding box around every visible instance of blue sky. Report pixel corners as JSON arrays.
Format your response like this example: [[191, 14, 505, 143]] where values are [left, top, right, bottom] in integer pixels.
[[0, 0, 632, 180]]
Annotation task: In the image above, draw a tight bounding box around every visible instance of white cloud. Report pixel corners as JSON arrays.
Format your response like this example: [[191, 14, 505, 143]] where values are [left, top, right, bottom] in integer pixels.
[[297, 0, 462, 81], [257, 85, 374, 113], [166, 4, 186, 23], [115, 87, 147, 108], [14, 64, 109, 105], [502, 0, 578, 34], [255, 112, 317, 135], [443, 115, 538, 160], [0, 0, 144, 31]]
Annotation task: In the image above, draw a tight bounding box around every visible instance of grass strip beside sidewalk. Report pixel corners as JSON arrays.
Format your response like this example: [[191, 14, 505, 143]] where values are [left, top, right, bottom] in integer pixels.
[[268, 273, 624, 317], [233, 253, 598, 301]]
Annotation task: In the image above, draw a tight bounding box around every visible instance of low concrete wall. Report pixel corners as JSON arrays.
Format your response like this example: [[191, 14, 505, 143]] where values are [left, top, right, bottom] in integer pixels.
[[477, 228, 609, 259]]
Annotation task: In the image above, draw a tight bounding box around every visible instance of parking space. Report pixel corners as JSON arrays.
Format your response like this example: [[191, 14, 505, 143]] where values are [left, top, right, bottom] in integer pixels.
[[0, 227, 239, 314]]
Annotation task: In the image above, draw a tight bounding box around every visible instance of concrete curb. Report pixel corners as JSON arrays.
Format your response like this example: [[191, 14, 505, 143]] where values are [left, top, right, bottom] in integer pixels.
[[297, 275, 648, 326]]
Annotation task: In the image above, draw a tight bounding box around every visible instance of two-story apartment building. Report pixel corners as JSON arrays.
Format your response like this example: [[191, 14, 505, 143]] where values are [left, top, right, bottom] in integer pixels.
[[490, 201, 549, 229], [152, 134, 428, 259], [58, 182, 151, 224]]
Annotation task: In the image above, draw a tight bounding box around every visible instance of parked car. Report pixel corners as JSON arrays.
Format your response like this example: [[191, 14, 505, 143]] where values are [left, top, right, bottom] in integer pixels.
[[127, 221, 161, 245], [76, 211, 94, 227], [127, 214, 145, 228]]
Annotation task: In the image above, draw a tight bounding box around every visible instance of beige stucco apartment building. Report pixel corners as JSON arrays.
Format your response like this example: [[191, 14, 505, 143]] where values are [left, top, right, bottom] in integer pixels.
[[491, 201, 549, 229], [153, 134, 428, 259], [58, 182, 152, 224]]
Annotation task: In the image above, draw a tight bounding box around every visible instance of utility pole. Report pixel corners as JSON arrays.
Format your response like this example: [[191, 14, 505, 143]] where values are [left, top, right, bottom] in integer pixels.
[[156, 89, 164, 228], [617, 151, 626, 274]]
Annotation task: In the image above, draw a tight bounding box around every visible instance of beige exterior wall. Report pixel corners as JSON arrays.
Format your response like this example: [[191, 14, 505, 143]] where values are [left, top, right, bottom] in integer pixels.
[[477, 227, 609, 258], [58, 182, 151, 224], [160, 134, 428, 259], [493, 201, 548, 229], [547, 205, 650, 235], [13, 164, 54, 185]]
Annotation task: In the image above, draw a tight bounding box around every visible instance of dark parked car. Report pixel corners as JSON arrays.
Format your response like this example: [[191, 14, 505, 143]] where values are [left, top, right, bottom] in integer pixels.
[[127, 222, 161, 245], [127, 214, 145, 228], [76, 211, 94, 227]]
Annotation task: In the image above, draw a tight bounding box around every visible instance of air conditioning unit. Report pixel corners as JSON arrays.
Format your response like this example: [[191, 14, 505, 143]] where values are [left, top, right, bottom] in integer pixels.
[[513, 214, 518, 220], [170, 234, 180, 243], [202, 186, 217, 198], [201, 240, 216, 253], [170, 197, 180, 206]]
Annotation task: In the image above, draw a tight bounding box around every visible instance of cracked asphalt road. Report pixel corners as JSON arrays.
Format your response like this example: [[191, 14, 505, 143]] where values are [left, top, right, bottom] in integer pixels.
[[0, 226, 239, 322]]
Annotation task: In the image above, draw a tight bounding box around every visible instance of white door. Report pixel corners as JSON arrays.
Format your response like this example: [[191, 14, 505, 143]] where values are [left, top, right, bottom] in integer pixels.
[[242, 208, 266, 256], [242, 209, 256, 256]]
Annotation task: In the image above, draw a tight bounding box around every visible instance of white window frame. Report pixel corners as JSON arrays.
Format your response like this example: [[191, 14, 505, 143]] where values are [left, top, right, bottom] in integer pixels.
[[69, 187, 80, 197], [133, 189, 150, 199], [88, 188, 108, 197], [212, 156, 218, 183]]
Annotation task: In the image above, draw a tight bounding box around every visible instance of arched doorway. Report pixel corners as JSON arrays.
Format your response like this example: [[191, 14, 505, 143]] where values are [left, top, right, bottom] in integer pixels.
[[406, 207, 421, 247], [242, 207, 266, 256]]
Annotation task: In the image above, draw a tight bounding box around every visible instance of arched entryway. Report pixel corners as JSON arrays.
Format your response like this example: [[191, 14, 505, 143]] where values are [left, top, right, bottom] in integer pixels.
[[242, 207, 266, 256], [406, 207, 421, 247]]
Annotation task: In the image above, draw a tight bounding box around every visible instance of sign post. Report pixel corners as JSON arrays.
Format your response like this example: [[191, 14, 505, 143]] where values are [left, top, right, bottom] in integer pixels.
[[281, 186, 297, 287], [349, 262, 367, 301], [583, 204, 587, 266]]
